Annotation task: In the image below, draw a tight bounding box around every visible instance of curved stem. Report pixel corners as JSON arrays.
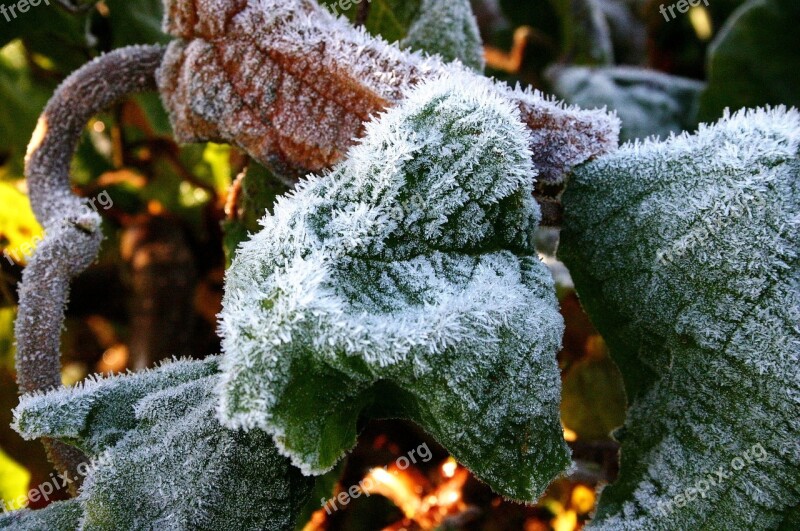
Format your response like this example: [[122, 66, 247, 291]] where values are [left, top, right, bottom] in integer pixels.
[[16, 44, 166, 492]]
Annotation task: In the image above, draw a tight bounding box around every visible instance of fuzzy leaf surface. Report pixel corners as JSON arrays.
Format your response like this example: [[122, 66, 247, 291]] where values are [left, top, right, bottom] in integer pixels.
[[218, 73, 570, 502], [560, 107, 800, 529], [13, 358, 314, 530]]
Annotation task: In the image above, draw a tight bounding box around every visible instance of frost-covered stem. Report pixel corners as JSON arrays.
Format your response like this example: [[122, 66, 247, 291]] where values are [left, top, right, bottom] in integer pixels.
[[16, 44, 166, 490]]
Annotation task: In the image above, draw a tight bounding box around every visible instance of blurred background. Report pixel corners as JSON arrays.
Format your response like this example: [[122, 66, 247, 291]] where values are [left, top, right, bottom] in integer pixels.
[[0, 0, 796, 529]]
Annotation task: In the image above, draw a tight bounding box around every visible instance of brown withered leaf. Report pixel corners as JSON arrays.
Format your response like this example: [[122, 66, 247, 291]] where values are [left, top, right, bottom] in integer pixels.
[[157, 0, 619, 186]]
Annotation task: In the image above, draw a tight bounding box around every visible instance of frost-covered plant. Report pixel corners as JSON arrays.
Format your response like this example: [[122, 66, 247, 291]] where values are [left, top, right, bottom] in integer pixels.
[[14, 0, 800, 528], [15, 0, 618, 487], [218, 71, 570, 502], [547, 65, 705, 143], [8, 357, 314, 530], [560, 107, 800, 529], [401, 0, 485, 71], [157, 0, 618, 185]]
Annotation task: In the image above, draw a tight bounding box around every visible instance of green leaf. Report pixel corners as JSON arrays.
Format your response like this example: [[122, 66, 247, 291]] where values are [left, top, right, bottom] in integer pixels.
[[400, 0, 484, 71], [560, 107, 800, 528], [0, 308, 15, 370], [547, 66, 705, 143], [218, 73, 569, 502], [221, 162, 289, 268], [0, 42, 51, 175], [549, 0, 614, 65], [104, 0, 168, 47], [329, 0, 423, 44], [13, 357, 315, 530], [0, 499, 82, 531], [328, 0, 483, 70], [0, 445, 29, 513], [699, 0, 800, 122], [560, 352, 626, 441], [0, 181, 44, 266]]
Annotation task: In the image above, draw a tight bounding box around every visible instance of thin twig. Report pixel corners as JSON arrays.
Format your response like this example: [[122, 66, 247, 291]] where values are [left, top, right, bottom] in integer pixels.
[[16, 44, 166, 493]]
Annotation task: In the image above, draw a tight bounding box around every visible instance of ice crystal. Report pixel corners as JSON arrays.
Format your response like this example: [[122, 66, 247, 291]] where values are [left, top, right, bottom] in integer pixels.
[[157, 0, 618, 184], [401, 0, 485, 71], [560, 107, 800, 529], [12, 357, 313, 530], [218, 72, 570, 502]]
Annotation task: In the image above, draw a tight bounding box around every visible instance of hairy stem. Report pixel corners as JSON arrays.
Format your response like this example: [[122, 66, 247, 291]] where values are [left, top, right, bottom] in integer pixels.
[[16, 44, 166, 492]]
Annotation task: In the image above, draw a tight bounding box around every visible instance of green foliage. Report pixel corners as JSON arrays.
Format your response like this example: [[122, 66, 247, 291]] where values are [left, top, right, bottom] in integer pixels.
[[0, 445, 29, 512], [0, 43, 50, 175], [561, 354, 626, 441], [560, 107, 800, 529], [0, 308, 15, 370], [330, 0, 483, 69], [332, 0, 423, 44], [13, 357, 314, 530], [548, 66, 705, 143], [103, 0, 167, 47], [700, 0, 800, 121], [0, 499, 82, 530], [550, 0, 613, 65], [0, 182, 43, 264], [218, 73, 569, 502], [401, 0, 484, 70], [222, 162, 289, 267]]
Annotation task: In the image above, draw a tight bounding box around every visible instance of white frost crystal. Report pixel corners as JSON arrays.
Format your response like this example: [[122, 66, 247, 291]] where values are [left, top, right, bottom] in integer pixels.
[[11, 357, 313, 530], [560, 107, 800, 529], [218, 72, 569, 501]]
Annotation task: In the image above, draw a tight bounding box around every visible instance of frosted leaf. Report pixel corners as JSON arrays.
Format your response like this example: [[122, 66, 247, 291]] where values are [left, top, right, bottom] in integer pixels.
[[13, 357, 314, 530], [14, 356, 217, 456], [157, 0, 618, 185], [218, 73, 570, 502], [559, 107, 800, 529], [401, 0, 485, 71], [0, 499, 82, 531], [547, 66, 705, 143]]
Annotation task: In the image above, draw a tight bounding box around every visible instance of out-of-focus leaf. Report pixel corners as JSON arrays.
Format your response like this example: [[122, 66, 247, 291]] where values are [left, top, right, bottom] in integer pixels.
[[596, 0, 646, 65], [699, 0, 800, 121], [561, 352, 626, 441], [548, 66, 705, 142], [222, 162, 289, 267], [331, 0, 423, 44], [0, 445, 29, 512], [0, 42, 51, 175], [401, 0, 484, 70], [0, 2, 87, 71], [550, 0, 614, 65], [200, 143, 233, 198], [0, 308, 14, 370], [0, 182, 44, 266], [103, 0, 167, 47]]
